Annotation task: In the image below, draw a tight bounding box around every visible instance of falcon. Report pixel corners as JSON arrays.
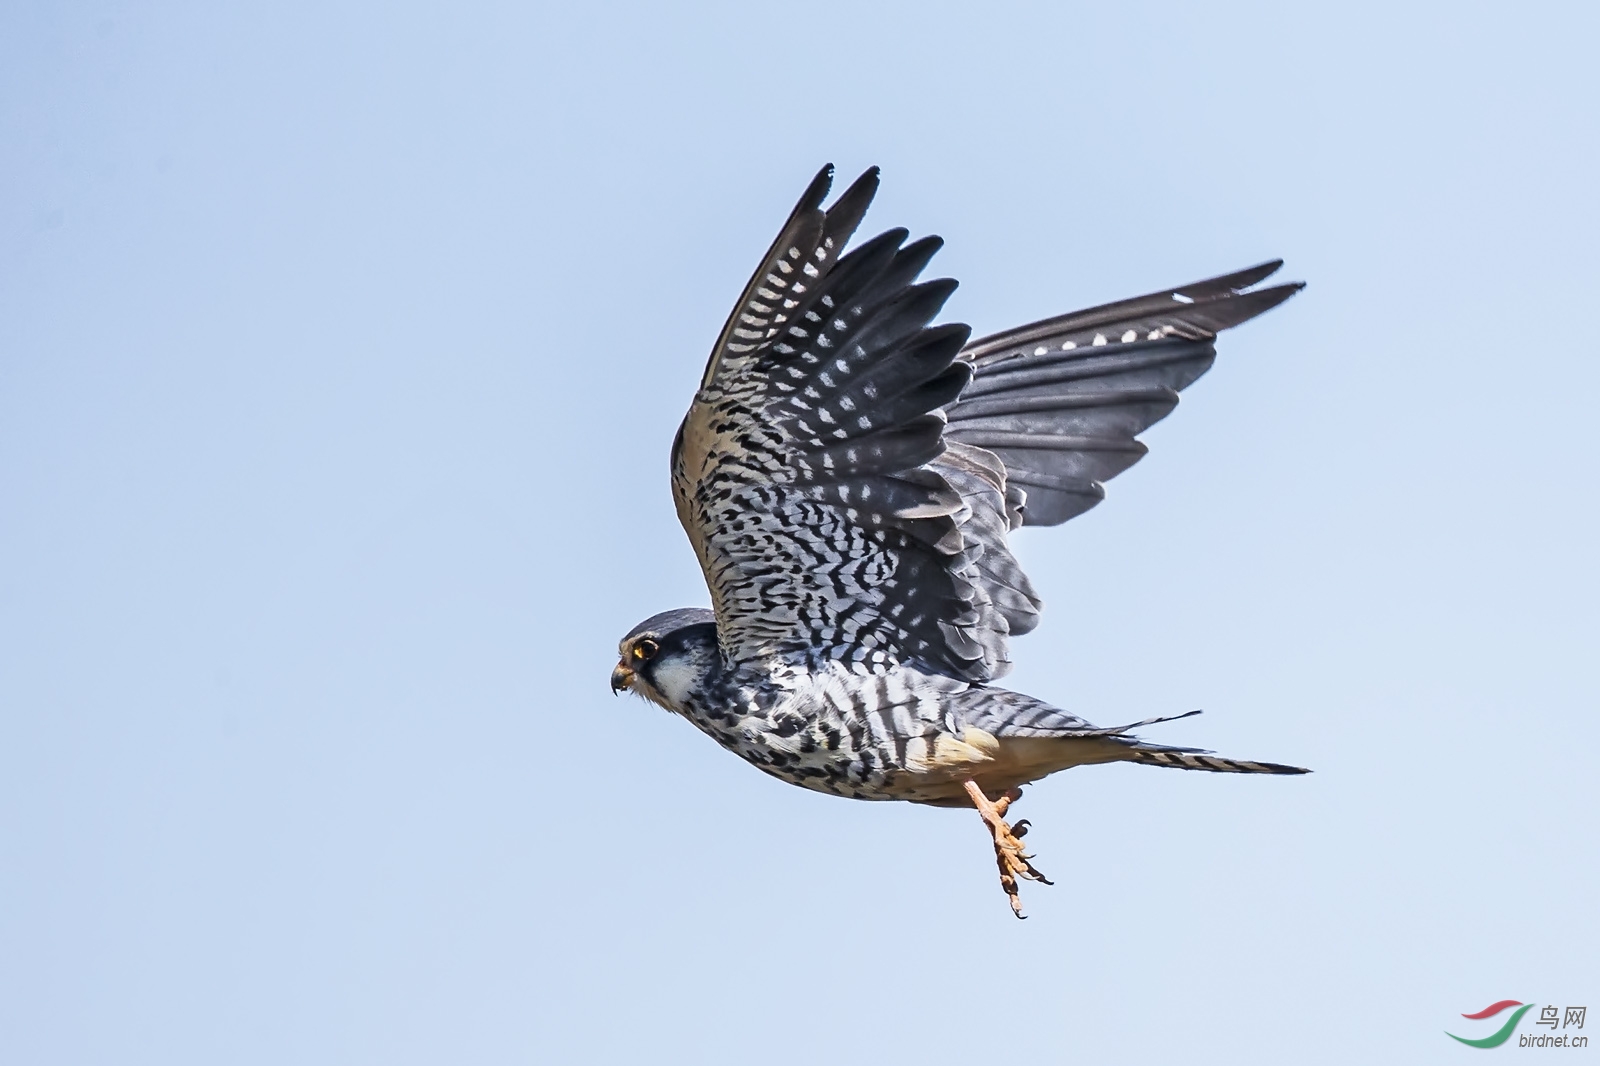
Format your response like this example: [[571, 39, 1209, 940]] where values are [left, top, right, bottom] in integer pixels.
[[611, 165, 1309, 916]]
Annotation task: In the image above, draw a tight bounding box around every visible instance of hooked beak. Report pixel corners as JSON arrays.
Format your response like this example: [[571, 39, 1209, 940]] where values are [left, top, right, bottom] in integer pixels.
[[610, 662, 634, 696]]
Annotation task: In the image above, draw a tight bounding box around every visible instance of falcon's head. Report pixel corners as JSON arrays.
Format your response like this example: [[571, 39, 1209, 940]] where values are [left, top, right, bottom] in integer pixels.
[[611, 607, 719, 713]]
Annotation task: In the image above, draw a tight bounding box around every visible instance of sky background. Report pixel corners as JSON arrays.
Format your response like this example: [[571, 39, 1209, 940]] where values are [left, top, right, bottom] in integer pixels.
[[3, 2, 1596, 1063]]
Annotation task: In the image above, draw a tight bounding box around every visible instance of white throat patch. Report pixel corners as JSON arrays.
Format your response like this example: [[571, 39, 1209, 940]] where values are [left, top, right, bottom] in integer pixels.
[[649, 653, 703, 709]]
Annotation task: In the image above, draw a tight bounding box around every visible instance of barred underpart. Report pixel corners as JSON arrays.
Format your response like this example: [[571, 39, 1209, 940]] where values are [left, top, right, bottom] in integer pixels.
[[636, 164, 1309, 812], [633, 631, 1307, 807]]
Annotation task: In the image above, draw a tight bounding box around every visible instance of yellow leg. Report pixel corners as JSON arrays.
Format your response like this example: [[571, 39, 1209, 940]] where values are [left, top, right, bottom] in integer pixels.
[[964, 780, 1052, 918]]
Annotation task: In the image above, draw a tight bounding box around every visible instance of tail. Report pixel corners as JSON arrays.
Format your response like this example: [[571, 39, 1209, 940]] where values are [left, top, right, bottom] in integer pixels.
[[952, 694, 1313, 774], [1125, 747, 1311, 775]]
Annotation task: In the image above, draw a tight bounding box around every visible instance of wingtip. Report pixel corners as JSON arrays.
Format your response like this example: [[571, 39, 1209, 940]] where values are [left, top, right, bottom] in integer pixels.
[[1246, 258, 1284, 284], [1247, 280, 1307, 315], [820, 169, 885, 253], [829, 166, 881, 215], [1234, 262, 1308, 299], [799, 164, 835, 212], [1176, 260, 1285, 299], [847, 165, 882, 203]]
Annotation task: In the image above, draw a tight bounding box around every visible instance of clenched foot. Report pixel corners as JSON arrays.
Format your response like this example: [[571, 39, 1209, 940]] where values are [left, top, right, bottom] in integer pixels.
[[963, 781, 1052, 918]]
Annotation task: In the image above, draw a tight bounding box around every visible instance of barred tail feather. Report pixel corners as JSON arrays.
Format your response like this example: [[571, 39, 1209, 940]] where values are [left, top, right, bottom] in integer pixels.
[[1126, 748, 1311, 775]]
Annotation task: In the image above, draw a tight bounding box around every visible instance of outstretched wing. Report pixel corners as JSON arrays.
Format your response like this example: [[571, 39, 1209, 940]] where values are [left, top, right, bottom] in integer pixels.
[[672, 165, 1028, 682], [672, 165, 1304, 681], [949, 264, 1304, 526]]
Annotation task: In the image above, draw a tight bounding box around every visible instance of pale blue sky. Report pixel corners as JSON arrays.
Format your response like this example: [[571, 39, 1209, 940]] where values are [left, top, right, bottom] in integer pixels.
[[2, 2, 1596, 1063]]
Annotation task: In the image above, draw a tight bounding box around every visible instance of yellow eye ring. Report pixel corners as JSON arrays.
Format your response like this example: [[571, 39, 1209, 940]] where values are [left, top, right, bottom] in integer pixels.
[[633, 638, 660, 662]]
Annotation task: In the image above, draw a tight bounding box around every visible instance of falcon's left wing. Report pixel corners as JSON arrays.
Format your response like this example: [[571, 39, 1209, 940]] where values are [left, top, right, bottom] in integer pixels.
[[949, 263, 1304, 525], [671, 165, 1031, 682]]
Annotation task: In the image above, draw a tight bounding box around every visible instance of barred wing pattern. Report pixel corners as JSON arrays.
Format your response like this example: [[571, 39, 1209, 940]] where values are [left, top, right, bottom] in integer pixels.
[[950, 264, 1304, 526], [673, 165, 1302, 683], [672, 166, 1033, 682]]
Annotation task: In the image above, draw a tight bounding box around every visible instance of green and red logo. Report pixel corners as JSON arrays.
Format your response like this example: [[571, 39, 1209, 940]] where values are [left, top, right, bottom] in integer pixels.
[[1448, 1000, 1536, 1048], [1448, 1000, 1588, 1049]]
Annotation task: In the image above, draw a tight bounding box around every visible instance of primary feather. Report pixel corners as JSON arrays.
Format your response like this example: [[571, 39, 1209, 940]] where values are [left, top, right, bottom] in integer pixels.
[[619, 165, 1308, 820], [670, 165, 1302, 684]]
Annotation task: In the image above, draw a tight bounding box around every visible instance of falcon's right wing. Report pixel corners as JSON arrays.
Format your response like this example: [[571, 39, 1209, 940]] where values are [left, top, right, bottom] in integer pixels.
[[668, 165, 1304, 683], [670, 166, 1031, 683]]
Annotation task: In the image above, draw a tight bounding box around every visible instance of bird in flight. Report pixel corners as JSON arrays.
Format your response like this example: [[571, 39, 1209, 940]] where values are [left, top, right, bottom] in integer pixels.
[[611, 165, 1308, 916]]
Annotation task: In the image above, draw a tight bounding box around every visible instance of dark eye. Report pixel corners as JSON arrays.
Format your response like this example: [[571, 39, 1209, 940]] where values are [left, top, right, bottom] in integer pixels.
[[632, 638, 660, 662]]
